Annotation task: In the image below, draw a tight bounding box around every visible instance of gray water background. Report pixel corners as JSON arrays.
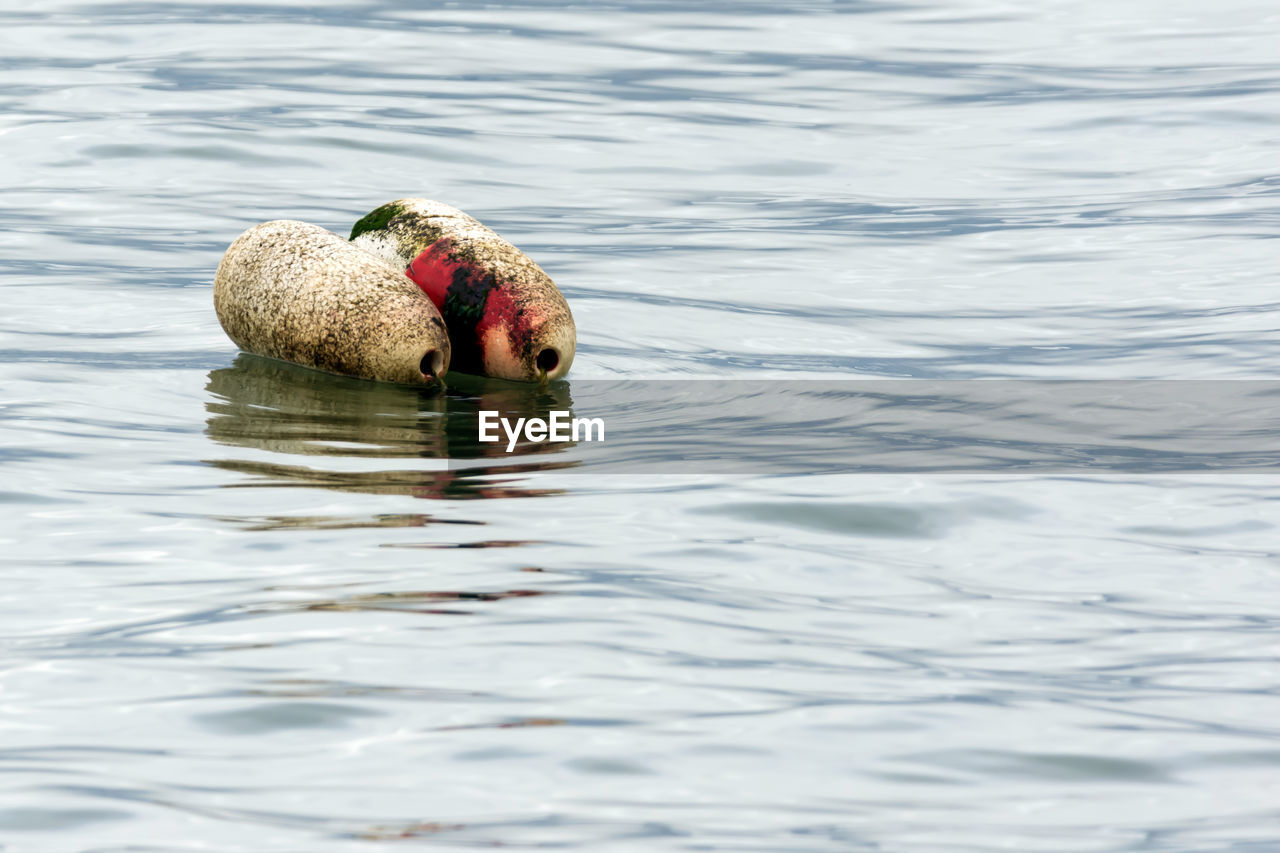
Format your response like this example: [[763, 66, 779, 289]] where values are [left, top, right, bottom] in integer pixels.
[[4, 1, 1280, 849]]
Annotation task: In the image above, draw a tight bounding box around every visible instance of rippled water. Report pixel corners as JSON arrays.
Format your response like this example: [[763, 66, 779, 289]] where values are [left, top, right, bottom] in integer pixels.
[[4, 1, 1280, 849]]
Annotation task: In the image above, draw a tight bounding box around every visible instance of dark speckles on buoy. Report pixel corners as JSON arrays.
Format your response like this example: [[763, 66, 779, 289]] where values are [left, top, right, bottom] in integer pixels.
[[350, 198, 576, 382], [213, 220, 451, 384]]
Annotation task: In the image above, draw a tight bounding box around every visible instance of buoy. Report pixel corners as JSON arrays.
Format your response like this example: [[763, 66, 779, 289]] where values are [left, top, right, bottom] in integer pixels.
[[350, 199, 576, 382], [214, 220, 451, 385]]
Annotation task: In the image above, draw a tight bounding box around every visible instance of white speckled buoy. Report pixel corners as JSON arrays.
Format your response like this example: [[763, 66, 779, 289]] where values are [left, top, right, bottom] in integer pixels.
[[214, 220, 451, 384], [349, 199, 576, 382]]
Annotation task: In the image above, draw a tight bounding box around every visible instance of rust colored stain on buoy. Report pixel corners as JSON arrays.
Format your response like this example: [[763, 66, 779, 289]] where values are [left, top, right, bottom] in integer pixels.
[[350, 199, 576, 382], [214, 220, 450, 384]]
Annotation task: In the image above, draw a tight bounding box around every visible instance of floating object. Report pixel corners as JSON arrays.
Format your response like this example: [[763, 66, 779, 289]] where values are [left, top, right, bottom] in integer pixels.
[[214, 220, 451, 385], [350, 199, 576, 382]]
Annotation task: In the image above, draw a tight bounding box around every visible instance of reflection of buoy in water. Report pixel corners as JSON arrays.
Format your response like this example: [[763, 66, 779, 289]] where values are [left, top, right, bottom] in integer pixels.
[[214, 220, 451, 385], [205, 353, 448, 459], [350, 199, 576, 383], [204, 354, 578, 500]]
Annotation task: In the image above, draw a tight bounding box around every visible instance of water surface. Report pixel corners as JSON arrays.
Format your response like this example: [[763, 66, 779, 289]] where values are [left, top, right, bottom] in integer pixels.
[[3, 1, 1280, 849]]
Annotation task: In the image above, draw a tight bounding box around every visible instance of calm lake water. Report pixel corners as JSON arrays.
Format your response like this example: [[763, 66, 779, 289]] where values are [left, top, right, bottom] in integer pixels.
[[4, 1, 1280, 849]]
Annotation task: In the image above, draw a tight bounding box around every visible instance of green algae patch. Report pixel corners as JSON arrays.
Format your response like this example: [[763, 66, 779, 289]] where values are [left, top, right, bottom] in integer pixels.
[[349, 202, 405, 240]]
